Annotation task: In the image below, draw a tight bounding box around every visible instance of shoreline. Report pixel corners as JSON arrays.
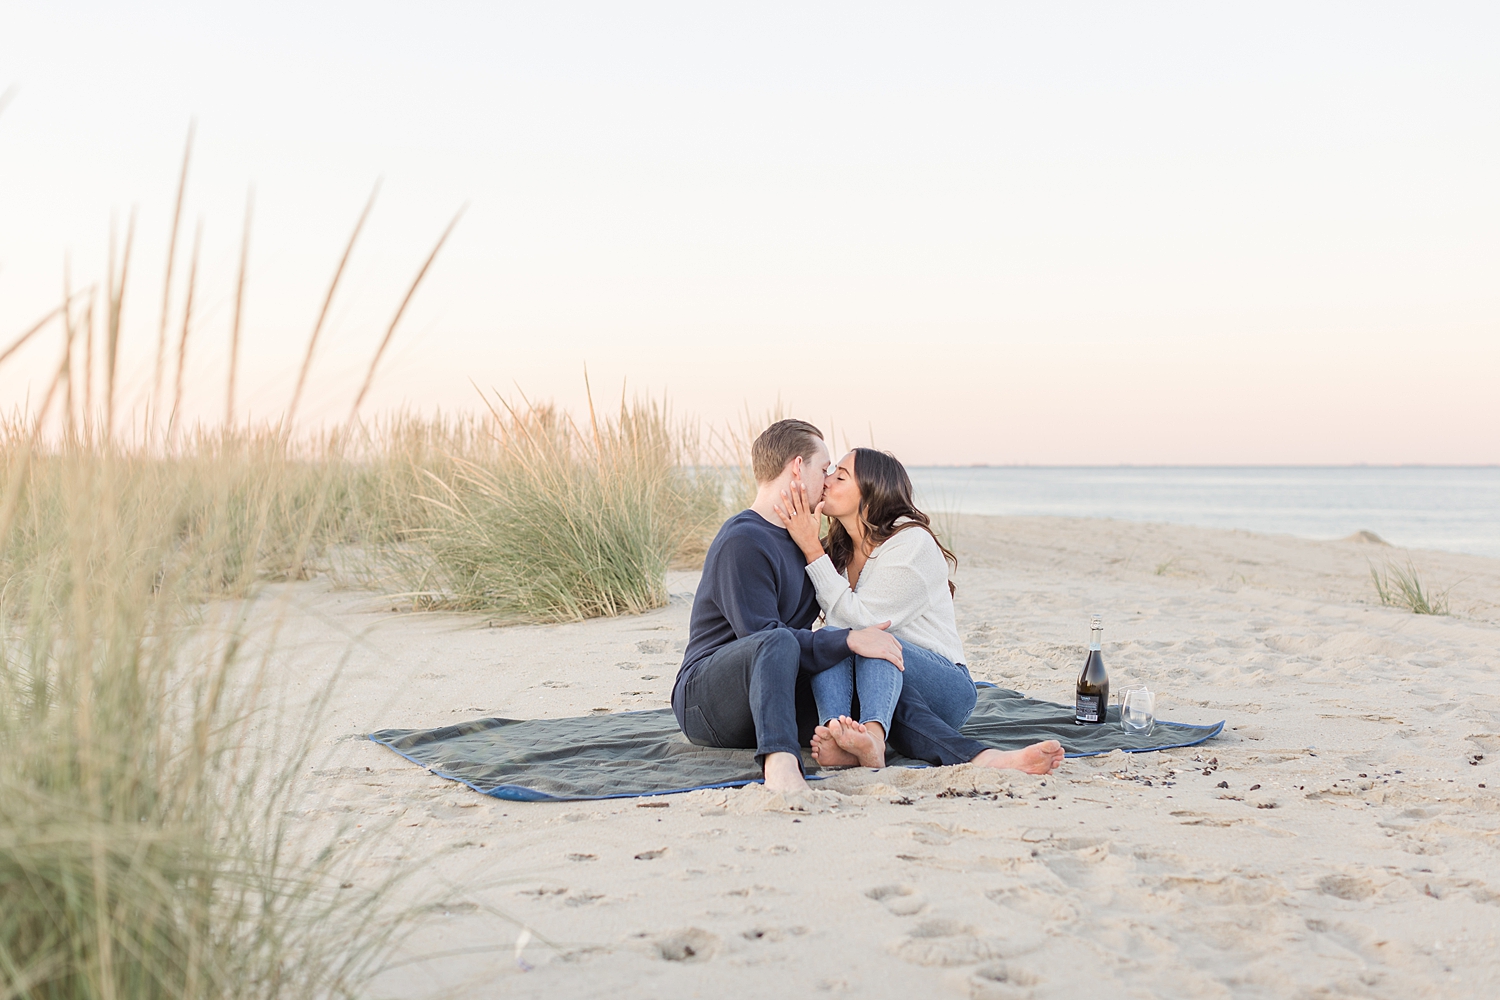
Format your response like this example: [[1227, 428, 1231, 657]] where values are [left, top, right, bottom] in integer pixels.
[[908, 469, 1500, 560]]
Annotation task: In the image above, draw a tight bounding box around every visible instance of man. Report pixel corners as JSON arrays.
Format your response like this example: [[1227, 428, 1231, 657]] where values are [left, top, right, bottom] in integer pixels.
[[672, 419, 904, 793]]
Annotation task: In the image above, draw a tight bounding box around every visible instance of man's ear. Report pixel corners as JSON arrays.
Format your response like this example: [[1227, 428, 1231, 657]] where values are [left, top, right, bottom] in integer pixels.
[[787, 455, 803, 479]]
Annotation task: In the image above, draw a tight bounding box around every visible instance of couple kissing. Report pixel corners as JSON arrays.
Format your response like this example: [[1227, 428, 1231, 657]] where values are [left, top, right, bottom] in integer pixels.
[[671, 419, 1065, 794]]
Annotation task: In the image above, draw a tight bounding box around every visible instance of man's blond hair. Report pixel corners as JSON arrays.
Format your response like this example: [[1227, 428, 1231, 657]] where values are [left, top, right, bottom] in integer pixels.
[[750, 419, 825, 484]]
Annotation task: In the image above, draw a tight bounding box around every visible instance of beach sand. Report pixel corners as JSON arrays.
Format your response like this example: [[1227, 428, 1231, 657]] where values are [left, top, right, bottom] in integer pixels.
[[258, 515, 1500, 998]]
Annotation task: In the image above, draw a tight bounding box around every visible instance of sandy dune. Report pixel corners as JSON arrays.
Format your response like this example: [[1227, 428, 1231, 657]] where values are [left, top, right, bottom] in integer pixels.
[[260, 515, 1500, 998]]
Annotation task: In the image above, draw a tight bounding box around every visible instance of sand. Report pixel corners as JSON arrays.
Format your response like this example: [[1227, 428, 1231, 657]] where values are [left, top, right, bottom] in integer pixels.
[[256, 515, 1500, 999]]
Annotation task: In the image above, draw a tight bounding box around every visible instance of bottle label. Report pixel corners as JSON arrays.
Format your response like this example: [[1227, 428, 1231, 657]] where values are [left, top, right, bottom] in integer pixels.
[[1075, 694, 1101, 723]]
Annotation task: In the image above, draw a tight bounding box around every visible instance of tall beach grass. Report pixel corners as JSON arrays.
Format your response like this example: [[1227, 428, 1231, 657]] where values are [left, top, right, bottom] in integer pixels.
[[0, 136, 743, 995], [0, 423, 421, 999], [401, 394, 730, 621], [0, 405, 739, 998]]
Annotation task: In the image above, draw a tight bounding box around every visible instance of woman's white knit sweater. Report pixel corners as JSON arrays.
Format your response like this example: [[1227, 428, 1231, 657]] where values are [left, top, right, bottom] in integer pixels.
[[804, 524, 966, 666]]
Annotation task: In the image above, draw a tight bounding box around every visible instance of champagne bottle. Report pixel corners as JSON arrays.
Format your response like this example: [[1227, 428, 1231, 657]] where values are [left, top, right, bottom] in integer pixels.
[[1074, 615, 1109, 725]]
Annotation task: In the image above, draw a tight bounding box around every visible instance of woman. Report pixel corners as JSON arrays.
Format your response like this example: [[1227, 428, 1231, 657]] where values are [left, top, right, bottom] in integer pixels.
[[774, 448, 1063, 775]]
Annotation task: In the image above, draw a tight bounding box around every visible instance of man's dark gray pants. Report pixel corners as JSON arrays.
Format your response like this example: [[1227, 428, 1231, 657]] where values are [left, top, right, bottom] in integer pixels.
[[673, 629, 819, 767]]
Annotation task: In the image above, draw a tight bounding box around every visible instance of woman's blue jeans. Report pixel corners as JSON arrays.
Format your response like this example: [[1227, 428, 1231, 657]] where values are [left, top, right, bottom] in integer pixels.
[[810, 639, 976, 735]]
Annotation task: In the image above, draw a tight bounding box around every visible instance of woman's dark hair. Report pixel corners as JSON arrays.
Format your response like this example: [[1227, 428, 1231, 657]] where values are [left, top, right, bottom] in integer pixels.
[[823, 448, 957, 593]]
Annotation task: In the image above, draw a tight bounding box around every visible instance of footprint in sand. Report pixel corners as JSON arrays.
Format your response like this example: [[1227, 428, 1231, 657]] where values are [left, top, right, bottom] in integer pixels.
[[970, 962, 1043, 1000], [1301, 917, 1389, 963], [1316, 873, 1378, 901], [866, 883, 928, 916], [652, 927, 718, 962], [1158, 873, 1285, 906], [985, 884, 1078, 924], [890, 918, 1020, 967]]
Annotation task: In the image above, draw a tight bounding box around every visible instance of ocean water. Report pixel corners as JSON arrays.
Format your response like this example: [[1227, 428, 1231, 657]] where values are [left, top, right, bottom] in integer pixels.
[[906, 467, 1500, 560]]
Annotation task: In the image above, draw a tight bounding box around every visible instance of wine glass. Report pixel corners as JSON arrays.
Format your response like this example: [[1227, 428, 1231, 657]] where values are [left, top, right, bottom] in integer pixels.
[[1121, 687, 1155, 736]]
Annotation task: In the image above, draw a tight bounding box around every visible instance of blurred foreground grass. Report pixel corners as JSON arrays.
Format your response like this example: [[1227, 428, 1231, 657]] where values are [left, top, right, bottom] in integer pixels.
[[0, 150, 745, 994], [1, 420, 404, 998], [0, 401, 742, 997]]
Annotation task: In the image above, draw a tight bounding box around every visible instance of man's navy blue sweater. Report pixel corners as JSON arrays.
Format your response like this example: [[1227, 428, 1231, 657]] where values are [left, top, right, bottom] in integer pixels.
[[674, 510, 851, 700]]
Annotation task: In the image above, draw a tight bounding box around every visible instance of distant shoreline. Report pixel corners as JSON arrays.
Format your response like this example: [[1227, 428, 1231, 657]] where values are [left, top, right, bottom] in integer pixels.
[[906, 466, 1500, 560]]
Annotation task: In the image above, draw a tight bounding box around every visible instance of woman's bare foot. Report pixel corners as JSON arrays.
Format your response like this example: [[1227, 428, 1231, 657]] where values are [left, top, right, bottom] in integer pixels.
[[811, 724, 860, 767], [971, 740, 1065, 775], [762, 751, 810, 793], [830, 716, 888, 769]]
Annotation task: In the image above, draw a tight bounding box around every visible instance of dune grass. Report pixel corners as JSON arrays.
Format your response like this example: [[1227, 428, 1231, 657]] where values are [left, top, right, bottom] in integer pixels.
[[0, 424, 419, 999], [404, 395, 729, 621], [0, 403, 736, 998], [0, 151, 742, 995], [1370, 559, 1451, 615]]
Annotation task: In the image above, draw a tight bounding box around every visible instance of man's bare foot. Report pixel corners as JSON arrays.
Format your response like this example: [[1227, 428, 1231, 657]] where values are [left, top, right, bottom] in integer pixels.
[[811, 724, 860, 767], [762, 751, 810, 793], [971, 740, 1065, 775], [830, 716, 887, 769]]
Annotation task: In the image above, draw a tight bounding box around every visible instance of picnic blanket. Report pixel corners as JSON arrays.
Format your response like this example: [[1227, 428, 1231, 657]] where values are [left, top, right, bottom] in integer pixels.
[[370, 685, 1223, 802]]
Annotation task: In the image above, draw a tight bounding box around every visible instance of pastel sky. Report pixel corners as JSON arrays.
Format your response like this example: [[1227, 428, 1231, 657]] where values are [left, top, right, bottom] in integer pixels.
[[2, 2, 1496, 464]]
